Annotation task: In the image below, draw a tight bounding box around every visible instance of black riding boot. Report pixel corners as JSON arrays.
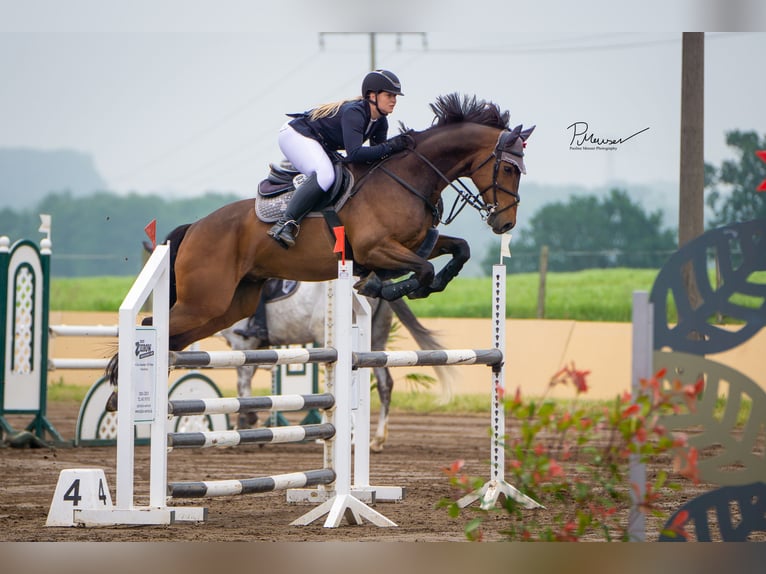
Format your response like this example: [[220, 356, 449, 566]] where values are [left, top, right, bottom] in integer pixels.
[[268, 173, 326, 249], [234, 300, 269, 342]]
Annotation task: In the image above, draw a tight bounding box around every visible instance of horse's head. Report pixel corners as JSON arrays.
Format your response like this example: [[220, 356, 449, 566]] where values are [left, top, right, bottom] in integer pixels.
[[470, 123, 535, 234]]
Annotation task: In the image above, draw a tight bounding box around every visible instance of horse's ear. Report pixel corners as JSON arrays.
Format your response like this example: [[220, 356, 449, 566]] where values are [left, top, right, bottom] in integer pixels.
[[510, 124, 522, 137], [520, 125, 536, 141]]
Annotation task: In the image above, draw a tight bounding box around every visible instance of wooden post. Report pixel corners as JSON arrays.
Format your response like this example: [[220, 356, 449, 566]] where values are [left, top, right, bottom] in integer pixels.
[[679, 32, 705, 313]]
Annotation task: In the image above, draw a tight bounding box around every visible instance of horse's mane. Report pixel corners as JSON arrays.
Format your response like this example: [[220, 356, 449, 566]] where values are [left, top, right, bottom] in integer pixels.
[[395, 93, 510, 136], [429, 93, 510, 130]]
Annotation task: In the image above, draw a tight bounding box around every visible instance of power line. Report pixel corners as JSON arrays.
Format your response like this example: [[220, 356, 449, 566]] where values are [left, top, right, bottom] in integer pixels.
[[319, 32, 427, 70], [111, 51, 320, 187], [425, 32, 737, 56]]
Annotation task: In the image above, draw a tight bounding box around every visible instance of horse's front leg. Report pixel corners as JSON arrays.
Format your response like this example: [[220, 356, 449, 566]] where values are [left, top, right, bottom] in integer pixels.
[[408, 235, 471, 299], [353, 241, 435, 301]]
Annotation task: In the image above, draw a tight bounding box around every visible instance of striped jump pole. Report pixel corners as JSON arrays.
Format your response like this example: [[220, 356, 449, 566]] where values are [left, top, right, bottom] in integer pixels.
[[168, 393, 335, 417], [49, 325, 119, 337], [47, 325, 116, 372], [48, 358, 111, 370], [168, 348, 338, 368], [167, 422, 336, 449], [353, 348, 503, 368], [169, 468, 336, 499]]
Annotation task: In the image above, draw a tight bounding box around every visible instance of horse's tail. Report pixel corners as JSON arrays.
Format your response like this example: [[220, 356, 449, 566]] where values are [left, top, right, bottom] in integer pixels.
[[142, 223, 191, 309], [387, 298, 455, 403], [164, 223, 191, 309]]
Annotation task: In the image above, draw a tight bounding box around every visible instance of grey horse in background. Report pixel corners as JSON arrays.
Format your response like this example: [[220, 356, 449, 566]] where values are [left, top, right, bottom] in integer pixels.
[[219, 280, 454, 452]]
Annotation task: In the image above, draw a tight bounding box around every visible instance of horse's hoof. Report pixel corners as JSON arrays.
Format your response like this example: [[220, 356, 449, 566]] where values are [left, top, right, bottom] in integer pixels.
[[105, 391, 118, 412], [354, 275, 382, 298], [370, 439, 384, 453], [407, 287, 430, 300], [237, 411, 259, 429]]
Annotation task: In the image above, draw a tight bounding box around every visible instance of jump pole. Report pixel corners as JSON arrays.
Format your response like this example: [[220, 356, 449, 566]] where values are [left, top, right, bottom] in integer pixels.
[[457, 242, 541, 510]]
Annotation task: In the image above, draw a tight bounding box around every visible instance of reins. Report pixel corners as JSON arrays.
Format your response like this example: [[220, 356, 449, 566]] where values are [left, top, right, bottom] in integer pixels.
[[358, 130, 522, 226]]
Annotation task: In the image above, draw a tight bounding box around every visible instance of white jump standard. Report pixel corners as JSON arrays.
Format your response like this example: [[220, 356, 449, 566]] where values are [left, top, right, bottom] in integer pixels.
[[456, 264, 541, 511]]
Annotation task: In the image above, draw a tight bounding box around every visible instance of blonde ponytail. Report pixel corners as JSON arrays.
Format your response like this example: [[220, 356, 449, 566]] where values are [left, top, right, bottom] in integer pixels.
[[308, 96, 363, 121]]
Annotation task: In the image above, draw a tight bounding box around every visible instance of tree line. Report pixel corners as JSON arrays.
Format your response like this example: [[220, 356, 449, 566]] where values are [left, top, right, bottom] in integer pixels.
[[0, 191, 241, 277]]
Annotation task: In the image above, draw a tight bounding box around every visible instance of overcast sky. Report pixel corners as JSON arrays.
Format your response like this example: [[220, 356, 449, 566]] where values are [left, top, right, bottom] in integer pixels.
[[2, 1, 765, 200]]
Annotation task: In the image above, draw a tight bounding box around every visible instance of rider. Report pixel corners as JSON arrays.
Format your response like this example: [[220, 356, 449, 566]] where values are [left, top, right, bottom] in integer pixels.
[[268, 69, 412, 249]]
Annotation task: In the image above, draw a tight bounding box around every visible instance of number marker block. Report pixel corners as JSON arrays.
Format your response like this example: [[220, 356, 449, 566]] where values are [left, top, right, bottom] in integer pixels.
[[46, 468, 113, 526]]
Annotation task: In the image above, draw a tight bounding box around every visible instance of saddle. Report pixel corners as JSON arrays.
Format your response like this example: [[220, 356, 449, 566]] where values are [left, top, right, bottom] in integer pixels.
[[261, 278, 299, 303], [255, 161, 354, 223]]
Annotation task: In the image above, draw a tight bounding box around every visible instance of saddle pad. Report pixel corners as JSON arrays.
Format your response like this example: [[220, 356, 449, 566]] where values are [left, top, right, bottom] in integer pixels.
[[254, 170, 355, 224], [256, 189, 294, 223]]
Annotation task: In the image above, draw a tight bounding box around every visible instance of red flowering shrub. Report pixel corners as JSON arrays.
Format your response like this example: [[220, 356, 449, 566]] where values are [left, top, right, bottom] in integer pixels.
[[441, 364, 701, 541]]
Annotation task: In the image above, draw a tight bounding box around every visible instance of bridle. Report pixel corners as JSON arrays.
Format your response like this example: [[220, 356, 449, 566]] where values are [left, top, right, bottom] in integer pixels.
[[374, 129, 525, 225], [463, 130, 525, 220]]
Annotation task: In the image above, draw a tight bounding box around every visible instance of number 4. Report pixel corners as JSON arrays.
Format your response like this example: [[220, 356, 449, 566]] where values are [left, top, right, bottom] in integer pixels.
[[62, 478, 109, 506], [98, 479, 108, 504], [63, 479, 82, 506]]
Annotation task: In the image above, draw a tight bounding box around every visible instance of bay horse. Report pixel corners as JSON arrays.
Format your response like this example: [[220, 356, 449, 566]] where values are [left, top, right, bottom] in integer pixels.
[[219, 280, 454, 452], [106, 93, 533, 394]]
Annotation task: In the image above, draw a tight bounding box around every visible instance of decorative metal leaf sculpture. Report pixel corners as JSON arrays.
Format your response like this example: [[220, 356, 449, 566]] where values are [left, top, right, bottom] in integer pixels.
[[659, 482, 766, 542], [651, 219, 766, 541], [651, 219, 766, 354], [655, 351, 766, 486]]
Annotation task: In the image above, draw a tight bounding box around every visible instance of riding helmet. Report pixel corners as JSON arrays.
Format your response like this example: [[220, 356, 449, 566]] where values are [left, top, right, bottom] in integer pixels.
[[362, 70, 404, 97]]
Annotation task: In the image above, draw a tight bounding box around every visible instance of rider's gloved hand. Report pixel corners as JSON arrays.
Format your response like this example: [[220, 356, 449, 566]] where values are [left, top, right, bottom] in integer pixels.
[[387, 133, 415, 153]]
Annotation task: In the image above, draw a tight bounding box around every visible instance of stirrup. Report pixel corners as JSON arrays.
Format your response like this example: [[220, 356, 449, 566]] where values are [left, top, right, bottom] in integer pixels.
[[268, 220, 299, 249]]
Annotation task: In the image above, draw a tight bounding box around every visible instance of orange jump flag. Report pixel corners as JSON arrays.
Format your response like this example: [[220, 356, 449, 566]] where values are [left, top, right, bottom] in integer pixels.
[[144, 219, 157, 250], [333, 226, 346, 264]]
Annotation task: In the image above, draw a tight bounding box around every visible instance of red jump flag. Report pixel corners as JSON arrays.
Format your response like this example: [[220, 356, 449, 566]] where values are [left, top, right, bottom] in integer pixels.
[[333, 226, 346, 264], [756, 150, 766, 192], [144, 219, 157, 250]]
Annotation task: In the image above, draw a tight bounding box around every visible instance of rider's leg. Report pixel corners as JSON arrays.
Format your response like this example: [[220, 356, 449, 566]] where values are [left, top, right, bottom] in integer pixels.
[[267, 173, 326, 248], [234, 299, 269, 342], [269, 123, 334, 249]]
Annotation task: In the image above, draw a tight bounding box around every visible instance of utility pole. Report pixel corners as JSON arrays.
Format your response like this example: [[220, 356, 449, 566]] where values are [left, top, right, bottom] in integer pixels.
[[679, 32, 705, 311], [319, 32, 427, 70], [679, 32, 705, 249]]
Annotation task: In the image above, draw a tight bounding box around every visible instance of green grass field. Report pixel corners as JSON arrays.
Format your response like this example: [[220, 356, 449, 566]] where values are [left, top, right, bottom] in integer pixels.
[[52, 268, 664, 321], [50, 267, 764, 321]]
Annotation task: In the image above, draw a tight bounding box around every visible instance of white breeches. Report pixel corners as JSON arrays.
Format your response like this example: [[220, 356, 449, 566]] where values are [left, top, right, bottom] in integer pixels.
[[278, 123, 335, 191]]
